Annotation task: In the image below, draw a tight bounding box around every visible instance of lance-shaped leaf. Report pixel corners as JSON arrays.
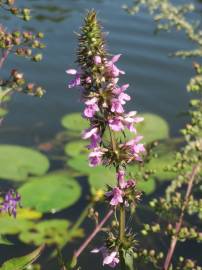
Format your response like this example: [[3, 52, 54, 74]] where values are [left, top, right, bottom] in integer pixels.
[[0, 245, 44, 270]]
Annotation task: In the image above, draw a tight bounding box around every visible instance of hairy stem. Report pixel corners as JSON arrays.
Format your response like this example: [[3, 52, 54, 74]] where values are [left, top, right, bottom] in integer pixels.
[[119, 204, 126, 270], [163, 164, 200, 270], [73, 209, 113, 262], [0, 48, 11, 69]]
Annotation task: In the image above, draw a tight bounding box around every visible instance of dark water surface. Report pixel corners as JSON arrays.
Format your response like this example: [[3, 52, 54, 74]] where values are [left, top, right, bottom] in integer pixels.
[[0, 0, 201, 269]]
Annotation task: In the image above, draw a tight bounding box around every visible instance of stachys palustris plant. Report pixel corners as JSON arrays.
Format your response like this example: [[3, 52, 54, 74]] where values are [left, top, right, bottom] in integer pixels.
[[66, 10, 145, 268]]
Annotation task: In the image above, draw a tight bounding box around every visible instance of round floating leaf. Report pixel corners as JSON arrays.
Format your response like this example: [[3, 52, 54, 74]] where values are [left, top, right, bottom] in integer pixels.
[[88, 168, 116, 190], [146, 141, 177, 181], [137, 178, 156, 195], [0, 216, 33, 235], [137, 113, 169, 143], [65, 140, 88, 157], [103, 113, 169, 144], [19, 219, 70, 246], [61, 113, 88, 132], [0, 145, 50, 181], [67, 154, 92, 174], [19, 171, 81, 213], [17, 208, 42, 220]]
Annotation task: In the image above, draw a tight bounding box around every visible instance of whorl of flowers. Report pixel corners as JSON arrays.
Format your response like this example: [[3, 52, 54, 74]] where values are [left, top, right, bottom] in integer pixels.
[[66, 10, 145, 267], [0, 189, 21, 218]]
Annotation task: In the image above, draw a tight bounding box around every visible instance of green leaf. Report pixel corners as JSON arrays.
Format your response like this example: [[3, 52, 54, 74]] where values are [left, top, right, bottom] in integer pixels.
[[0, 216, 34, 235], [0, 245, 44, 270], [0, 108, 8, 118], [19, 220, 70, 246], [103, 113, 169, 144], [0, 145, 49, 181], [137, 113, 169, 143], [124, 252, 134, 270], [0, 235, 13, 245], [146, 141, 177, 181], [88, 168, 116, 190], [67, 154, 91, 174], [65, 141, 88, 157], [19, 171, 81, 213], [61, 113, 88, 132], [137, 178, 156, 195]]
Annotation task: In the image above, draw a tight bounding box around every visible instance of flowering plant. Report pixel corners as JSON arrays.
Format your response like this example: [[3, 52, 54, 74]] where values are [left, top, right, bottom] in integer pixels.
[[66, 10, 145, 268]]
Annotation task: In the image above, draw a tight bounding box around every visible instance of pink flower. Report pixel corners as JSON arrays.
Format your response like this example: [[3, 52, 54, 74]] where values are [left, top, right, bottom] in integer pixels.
[[66, 69, 81, 88], [107, 54, 125, 77], [125, 179, 136, 188], [89, 148, 103, 167], [94, 55, 102, 64], [123, 111, 144, 132], [111, 98, 124, 113], [108, 116, 124, 131], [91, 247, 119, 268], [82, 127, 101, 148], [83, 97, 99, 118], [106, 187, 123, 206], [85, 76, 92, 83], [126, 136, 145, 161]]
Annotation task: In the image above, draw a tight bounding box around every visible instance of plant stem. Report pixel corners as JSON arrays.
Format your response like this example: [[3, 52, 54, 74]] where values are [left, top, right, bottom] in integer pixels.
[[163, 164, 200, 270], [119, 204, 126, 270], [73, 209, 113, 262], [0, 48, 11, 69], [71, 201, 94, 233]]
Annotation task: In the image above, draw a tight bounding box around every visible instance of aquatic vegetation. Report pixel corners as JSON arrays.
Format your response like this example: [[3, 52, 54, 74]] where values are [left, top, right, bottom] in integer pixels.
[[0, 1, 201, 270]]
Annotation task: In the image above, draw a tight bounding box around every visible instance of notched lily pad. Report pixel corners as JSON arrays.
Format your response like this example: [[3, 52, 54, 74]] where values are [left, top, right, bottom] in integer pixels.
[[0, 145, 50, 181]]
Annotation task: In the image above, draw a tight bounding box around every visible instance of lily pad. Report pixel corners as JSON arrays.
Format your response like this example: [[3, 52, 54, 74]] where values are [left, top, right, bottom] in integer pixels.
[[19, 171, 81, 213], [0, 216, 33, 235], [19, 219, 70, 246], [137, 178, 156, 195], [88, 168, 116, 190], [0, 145, 49, 181], [146, 142, 177, 181], [137, 113, 169, 143], [61, 113, 88, 132], [65, 140, 88, 157]]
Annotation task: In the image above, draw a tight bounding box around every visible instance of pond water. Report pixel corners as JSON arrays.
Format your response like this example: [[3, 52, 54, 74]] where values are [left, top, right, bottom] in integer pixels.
[[0, 0, 201, 269]]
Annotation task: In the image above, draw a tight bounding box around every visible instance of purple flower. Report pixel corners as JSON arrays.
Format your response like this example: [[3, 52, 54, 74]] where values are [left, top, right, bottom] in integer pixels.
[[108, 116, 124, 131], [125, 179, 136, 188], [123, 111, 144, 132], [83, 97, 99, 118], [82, 127, 101, 148], [126, 136, 146, 161], [107, 54, 125, 77], [113, 84, 131, 105], [111, 98, 124, 113], [0, 189, 21, 218], [106, 187, 123, 206], [85, 76, 92, 83], [91, 247, 119, 268], [66, 69, 81, 88], [94, 55, 102, 64], [89, 148, 104, 167]]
